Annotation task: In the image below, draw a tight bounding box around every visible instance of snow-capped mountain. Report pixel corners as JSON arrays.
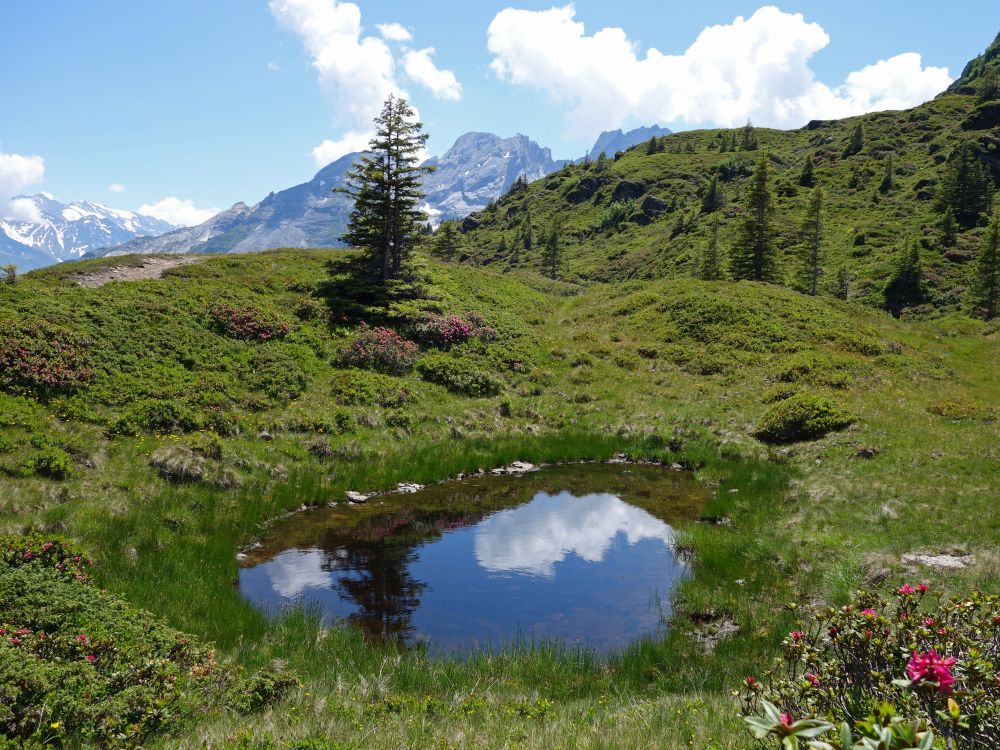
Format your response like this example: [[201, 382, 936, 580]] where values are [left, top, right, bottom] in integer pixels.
[[420, 132, 569, 221], [0, 194, 178, 271], [91, 131, 566, 258], [90, 125, 668, 261]]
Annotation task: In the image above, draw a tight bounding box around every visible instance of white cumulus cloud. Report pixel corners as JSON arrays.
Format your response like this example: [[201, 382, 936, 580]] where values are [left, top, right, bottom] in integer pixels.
[[310, 131, 373, 167], [137, 197, 219, 227], [487, 4, 952, 135], [403, 47, 463, 101], [474, 491, 677, 577], [0, 147, 46, 223], [108, 183, 126, 193], [269, 0, 461, 165], [376, 22, 411, 42]]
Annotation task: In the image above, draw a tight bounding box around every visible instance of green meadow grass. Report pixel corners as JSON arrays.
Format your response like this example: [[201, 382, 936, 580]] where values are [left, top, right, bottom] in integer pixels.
[[0, 249, 997, 748]]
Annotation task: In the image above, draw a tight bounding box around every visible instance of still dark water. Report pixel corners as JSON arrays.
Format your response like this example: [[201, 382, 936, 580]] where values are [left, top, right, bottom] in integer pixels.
[[238, 463, 705, 654]]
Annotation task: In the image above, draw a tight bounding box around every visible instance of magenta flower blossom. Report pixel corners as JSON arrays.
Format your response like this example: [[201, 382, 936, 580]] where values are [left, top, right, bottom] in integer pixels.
[[779, 712, 794, 728], [790, 630, 804, 641], [906, 650, 957, 694], [898, 584, 916, 596], [861, 608, 877, 618]]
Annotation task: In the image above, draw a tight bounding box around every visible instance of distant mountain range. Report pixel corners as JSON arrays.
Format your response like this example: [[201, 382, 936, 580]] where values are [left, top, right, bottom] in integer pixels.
[[70, 125, 664, 261], [1, 195, 177, 271]]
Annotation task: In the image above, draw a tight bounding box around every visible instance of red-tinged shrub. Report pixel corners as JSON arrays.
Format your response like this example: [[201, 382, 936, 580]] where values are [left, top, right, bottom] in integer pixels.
[[341, 325, 418, 374], [409, 312, 497, 349], [210, 304, 291, 342], [0, 322, 92, 399], [741, 587, 1000, 749]]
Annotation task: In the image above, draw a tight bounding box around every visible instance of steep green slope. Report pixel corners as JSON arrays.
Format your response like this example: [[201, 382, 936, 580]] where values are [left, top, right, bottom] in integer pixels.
[[450, 34, 1000, 315], [0, 248, 997, 747]]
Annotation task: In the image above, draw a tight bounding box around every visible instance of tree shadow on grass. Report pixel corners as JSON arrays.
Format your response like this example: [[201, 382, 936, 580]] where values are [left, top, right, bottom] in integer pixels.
[[314, 253, 434, 328]]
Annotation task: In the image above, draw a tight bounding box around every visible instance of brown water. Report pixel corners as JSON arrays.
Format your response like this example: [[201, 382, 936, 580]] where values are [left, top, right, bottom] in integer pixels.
[[238, 463, 705, 654]]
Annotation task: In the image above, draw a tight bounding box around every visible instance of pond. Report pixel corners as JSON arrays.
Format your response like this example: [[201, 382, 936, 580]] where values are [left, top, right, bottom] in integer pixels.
[[238, 463, 706, 655]]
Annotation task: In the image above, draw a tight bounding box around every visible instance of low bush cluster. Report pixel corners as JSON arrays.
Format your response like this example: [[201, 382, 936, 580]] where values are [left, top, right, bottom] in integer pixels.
[[742, 587, 999, 749], [211, 304, 291, 342], [754, 393, 854, 444], [416, 354, 503, 397], [330, 369, 412, 407], [1, 536, 296, 748], [340, 325, 418, 375], [0, 322, 92, 399]]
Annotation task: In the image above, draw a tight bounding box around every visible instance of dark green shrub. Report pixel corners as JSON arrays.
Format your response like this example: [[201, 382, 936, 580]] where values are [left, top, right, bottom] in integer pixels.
[[416, 354, 503, 397], [754, 393, 854, 443], [245, 346, 309, 403], [110, 399, 203, 436], [31, 446, 73, 480], [330, 370, 412, 407], [226, 666, 299, 714], [774, 352, 854, 389]]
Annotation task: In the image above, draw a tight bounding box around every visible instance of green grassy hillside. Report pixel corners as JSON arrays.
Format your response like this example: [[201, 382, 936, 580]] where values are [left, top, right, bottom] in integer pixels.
[[1, 247, 997, 748], [448, 33, 1000, 316]]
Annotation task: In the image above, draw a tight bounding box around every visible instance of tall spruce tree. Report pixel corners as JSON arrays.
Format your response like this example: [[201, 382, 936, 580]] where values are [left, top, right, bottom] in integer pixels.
[[879, 153, 894, 193], [339, 95, 433, 283], [844, 120, 864, 157], [729, 153, 779, 282], [701, 175, 723, 213], [971, 207, 1000, 319], [797, 189, 824, 295], [940, 208, 958, 247], [937, 143, 994, 227], [542, 220, 562, 279], [883, 241, 924, 317], [741, 122, 758, 151], [836, 265, 850, 300], [798, 155, 815, 187], [700, 218, 722, 281]]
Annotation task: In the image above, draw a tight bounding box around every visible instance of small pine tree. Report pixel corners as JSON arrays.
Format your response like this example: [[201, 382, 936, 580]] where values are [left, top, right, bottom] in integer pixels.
[[879, 153, 894, 193], [836, 265, 850, 300], [646, 136, 659, 155], [0, 264, 16, 285], [844, 120, 864, 157], [523, 217, 534, 250], [729, 153, 779, 282], [741, 122, 758, 151], [970, 207, 1000, 319], [433, 222, 459, 260], [700, 218, 722, 281], [508, 235, 520, 267], [797, 189, 824, 295], [883, 241, 924, 317], [542, 220, 562, 279], [497, 234, 508, 257], [701, 175, 723, 213], [799, 155, 815, 187], [595, 151, 609, 172]]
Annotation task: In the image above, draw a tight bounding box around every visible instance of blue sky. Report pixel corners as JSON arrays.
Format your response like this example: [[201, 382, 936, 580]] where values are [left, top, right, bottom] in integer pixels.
[[1, 1, 997, 225]]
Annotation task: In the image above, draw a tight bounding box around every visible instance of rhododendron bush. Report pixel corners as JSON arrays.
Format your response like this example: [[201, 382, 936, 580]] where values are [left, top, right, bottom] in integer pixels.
[[408, 312, 497, 349], [341, 324, 418, 374], [210, 303, 291, 342], [0, 535, 295, 747], [0, 321, 92, 398], [742, 587, 999, 748]]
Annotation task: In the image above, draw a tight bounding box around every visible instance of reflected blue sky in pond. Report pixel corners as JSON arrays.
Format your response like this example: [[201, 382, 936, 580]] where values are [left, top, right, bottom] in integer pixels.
[[239, 465, 698, 654]]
